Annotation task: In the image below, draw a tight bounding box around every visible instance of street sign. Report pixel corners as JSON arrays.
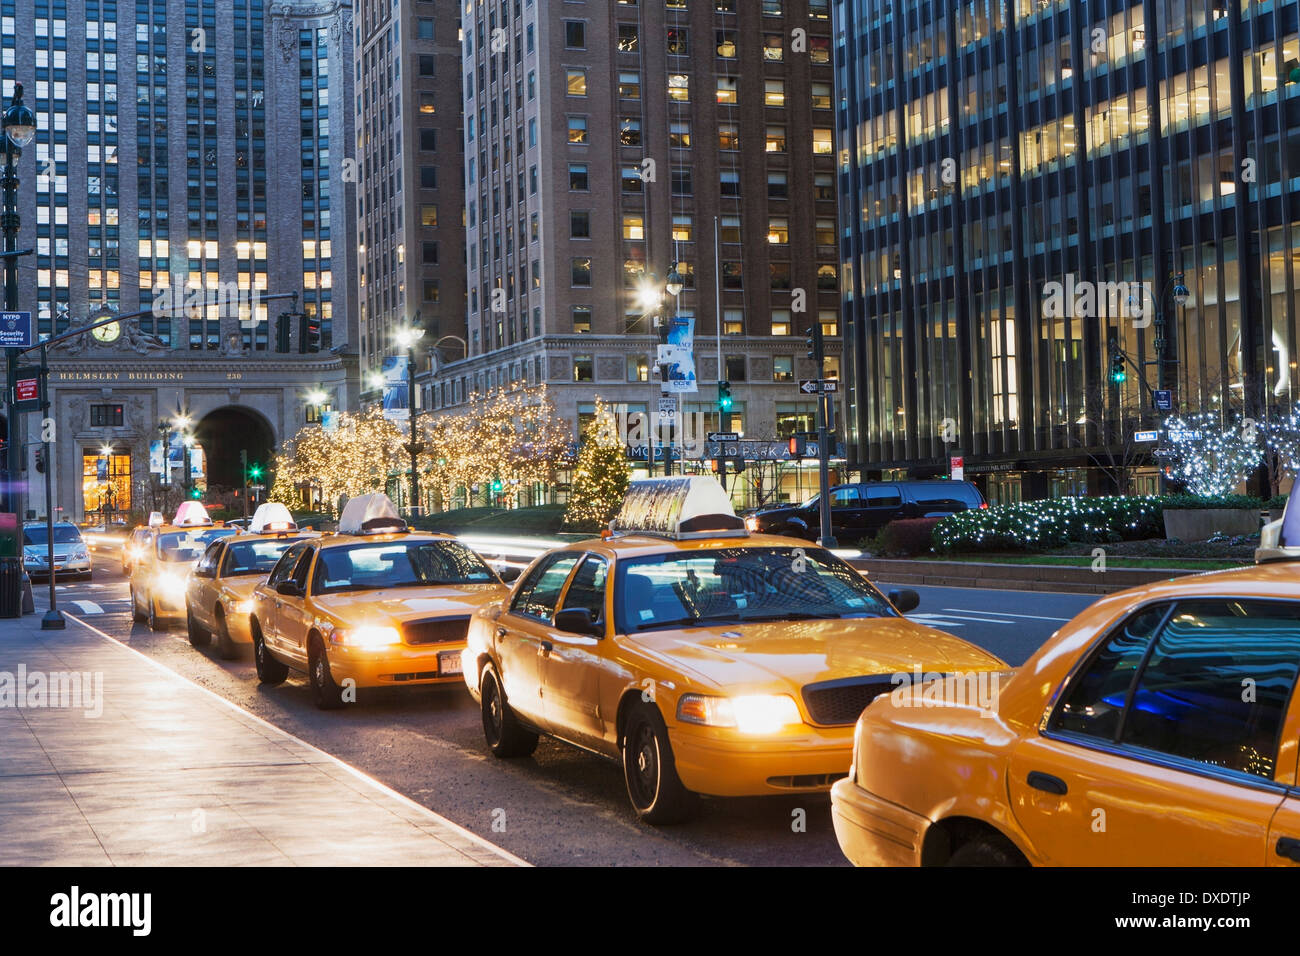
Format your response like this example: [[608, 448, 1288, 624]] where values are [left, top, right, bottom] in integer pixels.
[[1167, 429, 1202, 442], [1134, 430, 1159, 443], [708, 432, 738, 442], [11, 366, 41, 412], [798, 379, 839, 394], [950, 455, 964, 482], [0, 311, 32, 349], [657, 396, 678, 417], [1153, 389, 1173, 411]]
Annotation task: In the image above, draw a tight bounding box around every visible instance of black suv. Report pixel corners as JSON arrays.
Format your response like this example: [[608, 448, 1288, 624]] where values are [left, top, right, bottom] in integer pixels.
[[749, 480, 985, 541]]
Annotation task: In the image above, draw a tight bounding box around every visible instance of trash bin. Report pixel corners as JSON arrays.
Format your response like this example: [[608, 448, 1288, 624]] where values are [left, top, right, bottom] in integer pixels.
[[0, 555, 22, 618]]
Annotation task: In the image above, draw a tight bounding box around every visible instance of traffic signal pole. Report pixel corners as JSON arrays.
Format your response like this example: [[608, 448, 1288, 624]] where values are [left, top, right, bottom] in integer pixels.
[[806, 324, 835, 548]]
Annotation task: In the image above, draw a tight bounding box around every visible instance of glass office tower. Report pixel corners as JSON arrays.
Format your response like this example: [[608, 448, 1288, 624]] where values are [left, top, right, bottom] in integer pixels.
[[835, 0, 1300, 499]]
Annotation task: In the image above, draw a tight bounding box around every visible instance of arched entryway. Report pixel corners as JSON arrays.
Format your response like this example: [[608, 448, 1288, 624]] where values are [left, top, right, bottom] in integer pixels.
[[194, 406, 276, 493]]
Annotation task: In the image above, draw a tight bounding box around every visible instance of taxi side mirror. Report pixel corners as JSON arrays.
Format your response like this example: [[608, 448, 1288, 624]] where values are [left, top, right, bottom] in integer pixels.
[[554, 607, 601, 637], [275, 580, 303, 597], [497, 566, 522, 583], [194, 567, 214, 579], [888, 588, 920, 614]]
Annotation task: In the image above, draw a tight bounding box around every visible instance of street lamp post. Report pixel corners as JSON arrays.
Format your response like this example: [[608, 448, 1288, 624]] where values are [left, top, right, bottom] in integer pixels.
[[3, 83, 34, 525], [396, 327, 425, 518], [638, 268, 684, 477]]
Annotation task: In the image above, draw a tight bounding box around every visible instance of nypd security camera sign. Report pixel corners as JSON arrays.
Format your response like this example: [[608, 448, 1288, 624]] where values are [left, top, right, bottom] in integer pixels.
[[0, 311, 32, 348]]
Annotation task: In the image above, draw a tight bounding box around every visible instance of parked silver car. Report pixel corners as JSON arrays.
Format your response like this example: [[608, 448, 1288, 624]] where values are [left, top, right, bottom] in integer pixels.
[[23, 522, 93, 580]]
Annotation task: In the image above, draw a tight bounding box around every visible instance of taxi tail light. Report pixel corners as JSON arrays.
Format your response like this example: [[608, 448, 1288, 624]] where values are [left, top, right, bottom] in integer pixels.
[[979, 502, 989, 509]]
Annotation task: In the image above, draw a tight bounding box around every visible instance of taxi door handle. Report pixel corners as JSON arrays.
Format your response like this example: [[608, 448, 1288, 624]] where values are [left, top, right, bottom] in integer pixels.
[[539, 640, 553, 655], [496, 626, 508, 638], [1026, 771, 1068, 795], [1276, 837, 1300, 862]]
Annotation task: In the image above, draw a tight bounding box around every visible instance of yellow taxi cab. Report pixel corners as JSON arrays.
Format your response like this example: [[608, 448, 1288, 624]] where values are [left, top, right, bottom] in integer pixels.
[[830, 559, 1300, 866], [184, 503, 316, 659], [130, 502, 240, 631], [462, 476, 1006, 824], [248, 493, 510, 709]]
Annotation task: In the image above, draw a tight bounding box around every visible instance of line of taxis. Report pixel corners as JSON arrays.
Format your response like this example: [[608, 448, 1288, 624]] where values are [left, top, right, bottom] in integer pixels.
[[133, 480, 1300, 864]]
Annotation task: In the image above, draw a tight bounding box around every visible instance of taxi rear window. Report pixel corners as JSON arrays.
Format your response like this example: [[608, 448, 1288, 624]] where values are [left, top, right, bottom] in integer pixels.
[[614, 546, 893, 634], [312, 540, 496, 593]]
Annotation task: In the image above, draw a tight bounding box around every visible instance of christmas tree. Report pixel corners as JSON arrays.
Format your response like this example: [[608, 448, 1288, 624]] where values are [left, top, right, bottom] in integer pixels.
[[564, 400, 630, 532]]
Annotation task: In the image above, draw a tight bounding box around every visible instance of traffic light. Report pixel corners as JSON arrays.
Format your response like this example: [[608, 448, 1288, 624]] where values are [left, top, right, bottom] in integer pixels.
[[190, 487, 202, 500], [1109, 347, 1127, 384], [805, 324, 825, 365], [788, 435, 806, 458], [276, 313, 291, 352], [249, 463, 263, 482], [717, 380, 733, 412], [298, 314, 321, 353], [490, 478, 504, 494], [34, 447, 45, 473]]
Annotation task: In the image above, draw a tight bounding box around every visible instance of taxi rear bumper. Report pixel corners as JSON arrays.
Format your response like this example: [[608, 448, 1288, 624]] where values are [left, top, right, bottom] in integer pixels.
[[327, 643, 468, 688], [830, 776, 927, 867], [668, 725, 854, 797]]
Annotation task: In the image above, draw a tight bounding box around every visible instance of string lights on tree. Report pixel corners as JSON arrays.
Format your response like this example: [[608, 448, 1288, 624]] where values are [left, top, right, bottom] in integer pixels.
[[563, 399, 630, 532], [1160, 411, 1262, 497]]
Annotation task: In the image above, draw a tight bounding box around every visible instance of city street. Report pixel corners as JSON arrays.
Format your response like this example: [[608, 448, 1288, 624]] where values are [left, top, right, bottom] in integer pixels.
[[30, 563, 1097, 867]]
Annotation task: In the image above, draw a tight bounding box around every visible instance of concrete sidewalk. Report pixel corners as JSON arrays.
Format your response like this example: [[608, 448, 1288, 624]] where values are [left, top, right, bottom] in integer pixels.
[[0, 614, 523, 867]]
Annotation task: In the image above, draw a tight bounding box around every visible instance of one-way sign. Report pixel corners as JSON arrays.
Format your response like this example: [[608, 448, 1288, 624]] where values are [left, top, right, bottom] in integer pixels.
[[708, 432, 738, 442], [799, 379, 839, 394]]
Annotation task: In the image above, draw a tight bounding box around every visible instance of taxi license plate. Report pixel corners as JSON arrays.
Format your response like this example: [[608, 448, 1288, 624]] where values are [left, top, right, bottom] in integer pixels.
[[438, 651, 463, 676]]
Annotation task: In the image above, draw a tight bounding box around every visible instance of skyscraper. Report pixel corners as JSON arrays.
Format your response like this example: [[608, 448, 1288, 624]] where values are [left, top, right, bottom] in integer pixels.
[[436, 0, 841, 505], [3, 0, 359, 522], [835, 0, 1300, 501], [353, 0, 467, 373]]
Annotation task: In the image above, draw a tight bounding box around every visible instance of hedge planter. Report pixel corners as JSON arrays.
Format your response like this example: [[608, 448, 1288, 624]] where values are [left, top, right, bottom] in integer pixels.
[[1162, 508, 1259, 542]]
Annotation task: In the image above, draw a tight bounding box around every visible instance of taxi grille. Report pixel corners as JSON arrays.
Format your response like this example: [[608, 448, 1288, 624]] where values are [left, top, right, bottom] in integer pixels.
[[402, 616, 471, 646], [801, 677, 897, 726]]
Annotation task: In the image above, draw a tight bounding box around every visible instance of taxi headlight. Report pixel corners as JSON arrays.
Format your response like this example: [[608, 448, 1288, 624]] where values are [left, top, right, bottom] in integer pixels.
[[157, 571, 188, 600], [337, 625, 402, 648], [235, 599, 256, 616], [677, 693, 804, 734]]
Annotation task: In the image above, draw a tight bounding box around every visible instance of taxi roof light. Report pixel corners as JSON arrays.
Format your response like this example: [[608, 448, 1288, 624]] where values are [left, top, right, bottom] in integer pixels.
[[1256, 492, 1300, 564], [338, 493, 409, 536], [609, 477, 748, 541], [147, 511, 164, 528], [172, 501, 213, 527], [248, 502, 298, 535]]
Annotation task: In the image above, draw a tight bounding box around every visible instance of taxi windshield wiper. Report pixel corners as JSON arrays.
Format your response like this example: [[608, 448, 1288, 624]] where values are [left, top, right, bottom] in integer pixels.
[[634, 614, 742, 632], [738, 611, 846, 622]]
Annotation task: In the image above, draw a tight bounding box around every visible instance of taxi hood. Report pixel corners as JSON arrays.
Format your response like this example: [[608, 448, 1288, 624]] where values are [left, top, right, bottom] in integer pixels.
[[626, 616, 1006, 694], [311, 583, 505, 624]]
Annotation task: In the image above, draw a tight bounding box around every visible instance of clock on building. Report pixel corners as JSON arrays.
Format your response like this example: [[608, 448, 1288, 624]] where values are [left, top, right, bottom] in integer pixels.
[[92, 321, 121, 344]]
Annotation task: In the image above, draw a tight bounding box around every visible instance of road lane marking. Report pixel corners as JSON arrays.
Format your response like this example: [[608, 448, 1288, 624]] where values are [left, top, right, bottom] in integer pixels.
[[70, 600, 104, 615], [61, 611, 531, 867], [908, 614, 966, 628], [943, 607, 1072, 622]]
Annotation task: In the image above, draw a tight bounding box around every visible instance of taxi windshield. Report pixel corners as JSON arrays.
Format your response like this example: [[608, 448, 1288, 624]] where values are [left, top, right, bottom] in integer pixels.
[[313, 540, 496, 593], [155, 531, 207, 563], [222, 537, 308, 576], [614, 546, 894, 634]]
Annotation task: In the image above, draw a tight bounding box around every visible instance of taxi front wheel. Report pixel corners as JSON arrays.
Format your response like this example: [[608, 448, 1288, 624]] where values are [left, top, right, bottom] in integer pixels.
[[252, 621, 289, 685], [309, 638, 347, 710], [130, 586, 146, 623], [186, 605, 211, 648], [480, 665, 538, 758], [622, 703, 696, 825]]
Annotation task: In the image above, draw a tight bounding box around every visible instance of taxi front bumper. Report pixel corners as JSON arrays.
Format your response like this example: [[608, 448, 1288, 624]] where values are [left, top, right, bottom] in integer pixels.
[[668, 724, 855, 797], [830, 776, 928, 867], [327, 642, 468, 688]]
